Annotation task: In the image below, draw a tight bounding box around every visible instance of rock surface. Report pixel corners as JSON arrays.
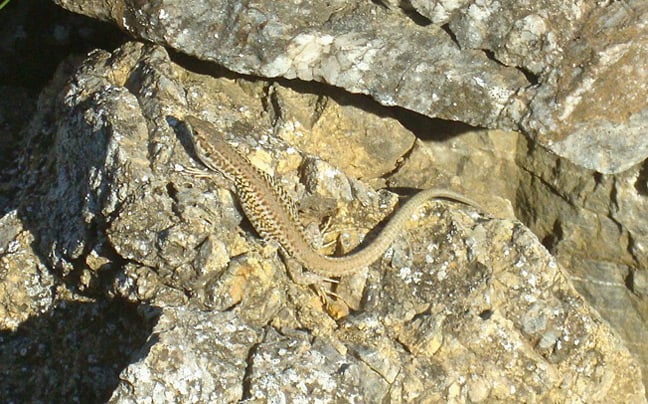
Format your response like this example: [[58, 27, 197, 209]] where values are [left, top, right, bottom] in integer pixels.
[[2, 41, 644, 402], [0, 211, 53, 330], [516, 134, 648, 393], [53, 0, 648, 174]]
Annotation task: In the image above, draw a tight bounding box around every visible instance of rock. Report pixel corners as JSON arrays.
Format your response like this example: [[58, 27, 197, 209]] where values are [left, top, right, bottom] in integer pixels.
[[2, 41, 643, 401], [0, 211, 54, 330], [108, 308, 260, 403], [516, 134, 648, 393], [52, 0, 648, 174], [1, 0, 646, 399], [0, 297, 157, 402], [271, 84, 416, 182], [51, 0, 525, 144]]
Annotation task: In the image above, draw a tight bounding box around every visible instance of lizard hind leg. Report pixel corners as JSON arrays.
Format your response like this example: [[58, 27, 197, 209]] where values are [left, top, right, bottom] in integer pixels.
[[283, 256, 354, 318]]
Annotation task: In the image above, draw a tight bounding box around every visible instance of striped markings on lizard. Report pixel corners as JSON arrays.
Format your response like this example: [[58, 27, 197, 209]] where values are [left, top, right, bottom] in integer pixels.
[[184, 115, 484, 278]]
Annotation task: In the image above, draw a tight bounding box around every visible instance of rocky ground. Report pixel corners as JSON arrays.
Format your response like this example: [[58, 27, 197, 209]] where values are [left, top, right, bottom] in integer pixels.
[[1, 0, 647, 402]]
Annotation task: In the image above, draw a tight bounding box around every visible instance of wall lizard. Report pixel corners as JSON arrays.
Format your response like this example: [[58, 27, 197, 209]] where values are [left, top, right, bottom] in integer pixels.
[[185, 115, 484, 278]]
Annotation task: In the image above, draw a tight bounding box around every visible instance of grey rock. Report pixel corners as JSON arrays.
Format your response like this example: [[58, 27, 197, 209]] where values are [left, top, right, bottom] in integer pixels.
[[4, 40, 645, 401], [517, 1, 648, 173], [0, 210, 54, 330], [516, 134, 648, 391], [52, 0, 526, 136], [410, 0, 469, 24], [109, 308, 260, 403], [631, 269, 648, 297], [53, 0, 648, 173], [245, 328, 385, 401]]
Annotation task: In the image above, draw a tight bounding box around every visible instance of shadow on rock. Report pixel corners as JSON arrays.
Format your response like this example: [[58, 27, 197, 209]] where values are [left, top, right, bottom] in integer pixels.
[[0, 299, 160, 403]]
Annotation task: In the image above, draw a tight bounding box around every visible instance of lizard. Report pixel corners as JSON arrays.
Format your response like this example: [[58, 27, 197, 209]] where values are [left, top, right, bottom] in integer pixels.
[[184, 115, 485, 279]]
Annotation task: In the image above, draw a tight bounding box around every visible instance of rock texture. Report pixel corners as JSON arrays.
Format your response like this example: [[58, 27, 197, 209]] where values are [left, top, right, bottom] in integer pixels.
[[2, 41, 644, 401], [3, 0, 648, 400], [516, 134, 648, 393], [53, 0, 648, 174], [0, 211, 53, 330]]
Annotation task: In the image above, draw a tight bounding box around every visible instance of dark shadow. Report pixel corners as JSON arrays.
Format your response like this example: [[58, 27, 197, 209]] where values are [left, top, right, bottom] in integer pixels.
[[634, 159, 648, 196], [0, 0, 128, 90], [441, 23, 459, 47], [392, 108, 480, 141], [0, 299, 161, 403], [0, 0, 128, 211], [0, 4, 159, 400], [403, 8, 433, 27], [540, 219, 564, 254], [168, 49, 244, 81], [482, 50, 539, 86]]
